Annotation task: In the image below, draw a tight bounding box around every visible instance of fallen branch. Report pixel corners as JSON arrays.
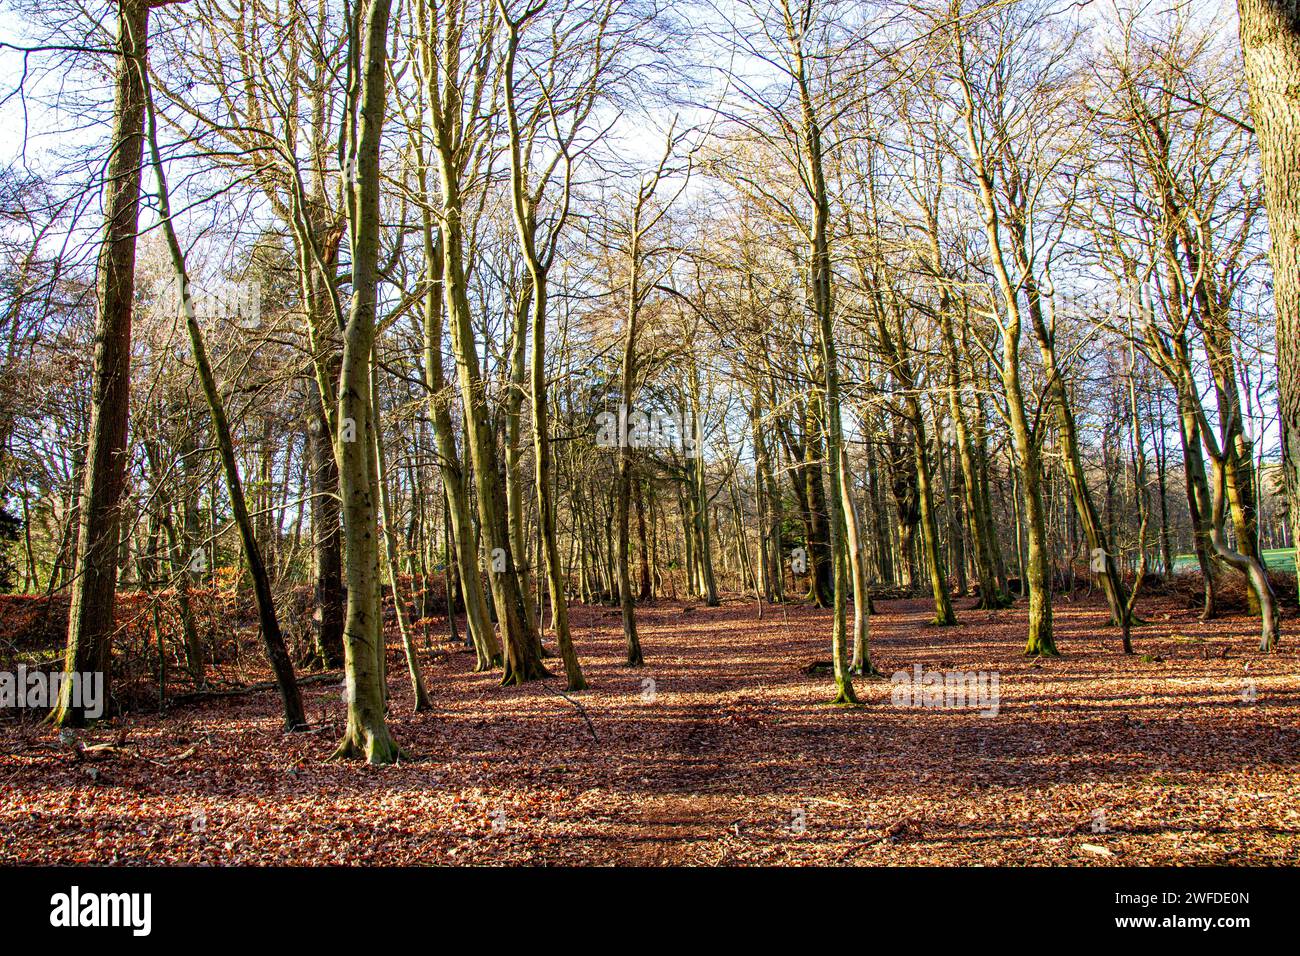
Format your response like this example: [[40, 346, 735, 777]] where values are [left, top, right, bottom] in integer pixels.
[[540, 683, 599, 741], [168, 670, 343, 706]]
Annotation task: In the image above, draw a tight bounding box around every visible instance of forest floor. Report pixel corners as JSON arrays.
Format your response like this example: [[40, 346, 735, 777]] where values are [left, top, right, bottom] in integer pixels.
[[3, 592, 1299, 865]]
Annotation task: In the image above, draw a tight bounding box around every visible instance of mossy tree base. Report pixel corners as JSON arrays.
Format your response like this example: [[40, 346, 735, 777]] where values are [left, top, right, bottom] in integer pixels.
[[500, 660, 551, 686], [830, 678, 860, 706], [332, 727, 405, 765], [850, 662, 885, 678], [1023, 640, 1061, 658]]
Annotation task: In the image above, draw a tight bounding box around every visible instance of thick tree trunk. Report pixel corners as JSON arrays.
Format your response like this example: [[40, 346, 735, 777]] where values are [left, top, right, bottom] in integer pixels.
[[1237, 0, 1300, 598], [50, 0, 150, 727]]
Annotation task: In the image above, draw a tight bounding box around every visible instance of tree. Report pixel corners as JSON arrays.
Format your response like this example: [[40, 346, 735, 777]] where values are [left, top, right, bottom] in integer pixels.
[[607, 130, 682, 666], [333, 0, 401, 763], [1238, 0, 1300, 595], [949, 0, 1057, 655], [49, 0, 152, 726], [140, 46, 306, 729]]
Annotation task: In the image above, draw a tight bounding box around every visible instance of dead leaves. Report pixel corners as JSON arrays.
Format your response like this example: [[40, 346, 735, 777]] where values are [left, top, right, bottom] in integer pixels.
[[2, 593, 1298, 865]]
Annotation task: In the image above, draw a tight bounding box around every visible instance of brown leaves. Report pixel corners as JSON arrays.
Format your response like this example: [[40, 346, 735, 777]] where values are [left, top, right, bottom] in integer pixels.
[[2, 593, 1298, 865]]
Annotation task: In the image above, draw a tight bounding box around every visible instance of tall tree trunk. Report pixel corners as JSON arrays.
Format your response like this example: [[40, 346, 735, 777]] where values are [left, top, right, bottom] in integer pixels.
[[616, 239, 644, 665], [307, 376, 345, 668], [527, 277, 586, 686], [941, 312, 1008, 608], [687, 366, 720, 606], [802, 398, 833, 605], [496, 13, 586, 687], [333, 0, 400, 762], [785, 4, 856, 703], [635, 478, 653, 600], [908, 402, 957, 625], [954, 24, 1056, 655], [50, 0, 150, 727], [421, 225, 499, 671], [373, 365, 432, 711], [504, 286, 540, 637], [140, 62, 305, 731], [441, 195, 543, 685], [1238, 0, 1300, 599], [842, 448, 877, 675]]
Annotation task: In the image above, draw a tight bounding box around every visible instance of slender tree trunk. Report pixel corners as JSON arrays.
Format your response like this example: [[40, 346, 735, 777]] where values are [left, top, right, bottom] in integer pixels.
[[954, 22, 1056, 654], [635, 478, 653, 600], [527, 278, 587, 686], [307, 376, 345, 668], [937, 289, 1009, 608], [1178, 397, 1220, 618], [842, 447, 877, 675], [1021, 254, 1133, 637], [785, 6, 856, 703], [140, 64, 305, 730], [616, 246, 644, 665], [441, 201, 543, 685], [908, 403, 956, 625], [373, 365, 431, 711], [333, 0, 401, 762], [505, 287, 540, 637], [421, 225, 499, 671]]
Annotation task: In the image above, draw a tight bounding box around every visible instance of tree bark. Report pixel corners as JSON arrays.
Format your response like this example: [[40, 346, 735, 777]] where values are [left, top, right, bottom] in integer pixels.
[[333, 0, 401, 762], [50, 0, 151, 727], [1238, 0, 1300, 598]]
